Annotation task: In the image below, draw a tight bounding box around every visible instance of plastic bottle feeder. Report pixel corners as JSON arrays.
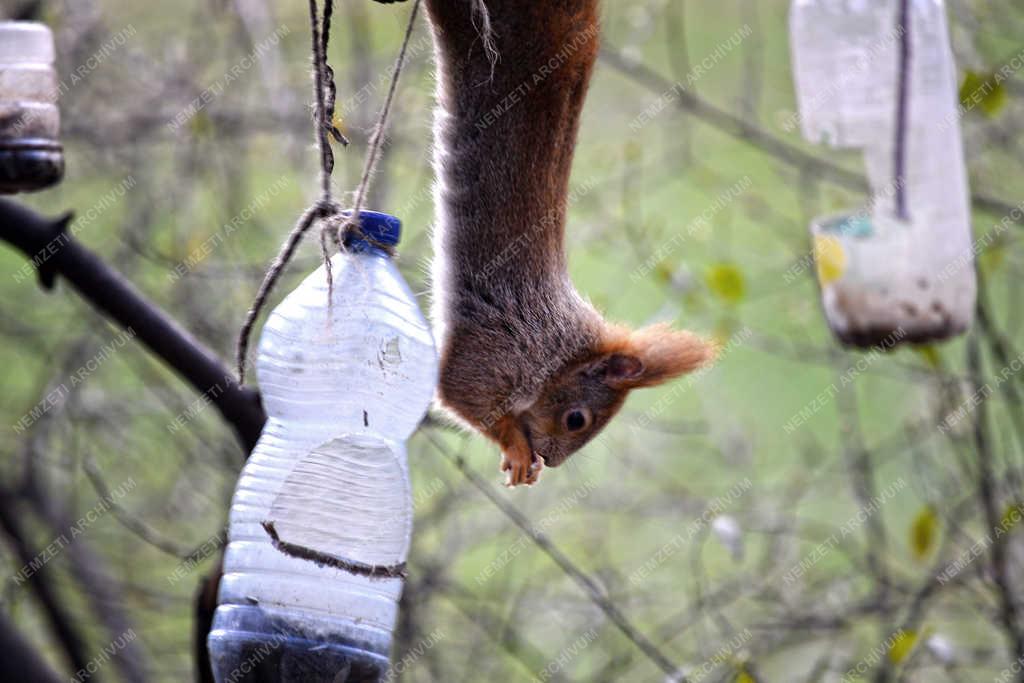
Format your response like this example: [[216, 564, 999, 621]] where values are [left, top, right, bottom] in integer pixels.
[[209, 212, 439, 683], [790, 0, 975, 347]]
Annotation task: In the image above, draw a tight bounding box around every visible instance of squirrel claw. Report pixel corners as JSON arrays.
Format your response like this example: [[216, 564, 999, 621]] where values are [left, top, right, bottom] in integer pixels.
[[500, 451, 542, 487], [494, 416, 540, 487]]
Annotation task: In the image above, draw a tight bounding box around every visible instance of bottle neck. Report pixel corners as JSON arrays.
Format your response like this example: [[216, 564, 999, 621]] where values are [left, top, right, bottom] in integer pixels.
[[347, 245, 391, 258], [342, 230, 397, 257]]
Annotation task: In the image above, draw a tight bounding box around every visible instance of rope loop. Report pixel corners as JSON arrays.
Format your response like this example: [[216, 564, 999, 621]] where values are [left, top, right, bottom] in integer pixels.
[[234, 0, 422, 383]]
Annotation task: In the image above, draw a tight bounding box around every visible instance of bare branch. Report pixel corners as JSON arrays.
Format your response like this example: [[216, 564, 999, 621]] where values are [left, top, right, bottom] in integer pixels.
[[0, 198, 267, 451]]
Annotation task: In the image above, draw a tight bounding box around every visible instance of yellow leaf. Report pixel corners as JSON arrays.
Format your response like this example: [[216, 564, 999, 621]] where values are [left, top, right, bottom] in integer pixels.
[[734, 669, 754, 683], [959, 70, 1008, 118], [914, 344, 942, 369], [331, 111, 346, 135], [910, 505, 939, 561], [813, 235, 846, 286], [706, 263, 745, 304], [888, 629, 918, 664]]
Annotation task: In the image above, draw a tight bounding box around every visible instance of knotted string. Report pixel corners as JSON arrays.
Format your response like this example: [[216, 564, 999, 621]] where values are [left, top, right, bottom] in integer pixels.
[[235, 0, 422, 383]]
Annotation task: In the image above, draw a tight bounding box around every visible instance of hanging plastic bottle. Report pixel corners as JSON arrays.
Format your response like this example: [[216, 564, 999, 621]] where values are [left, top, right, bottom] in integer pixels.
[[208, 211, 438, 683], [789, 0, 975, 347], [0, 21, 63, 193]]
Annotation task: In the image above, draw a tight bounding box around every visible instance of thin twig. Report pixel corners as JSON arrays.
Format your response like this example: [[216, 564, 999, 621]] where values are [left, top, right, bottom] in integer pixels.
[[426, 432, 688, 681], [234, 0, 341, 383], [598, 45, 1020, 221], [0, 199, 266, 451], [81, 456, 194, 559], [835, 365, 889, 590], [234, 203, 330, 382], [310, 0, 334, 197], [235, 0, 420, 380], [975, 273, 1024, 465], [967, 334, 1024, 680], [336, 0, 422, 247], [0, 493, 93, 677]]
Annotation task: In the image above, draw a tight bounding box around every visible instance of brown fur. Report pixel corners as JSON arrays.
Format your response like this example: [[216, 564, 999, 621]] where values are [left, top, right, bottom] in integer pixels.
[[425, 0, 714, 485]]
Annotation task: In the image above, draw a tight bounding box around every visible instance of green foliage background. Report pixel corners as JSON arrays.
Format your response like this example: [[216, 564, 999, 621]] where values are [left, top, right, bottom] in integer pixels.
[[2, 1, 1024, 681]]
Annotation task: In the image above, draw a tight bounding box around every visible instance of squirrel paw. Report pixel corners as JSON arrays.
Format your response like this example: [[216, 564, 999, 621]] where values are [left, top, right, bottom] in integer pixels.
[[493, 415, 542, 487], [501, 450, 542, 487]]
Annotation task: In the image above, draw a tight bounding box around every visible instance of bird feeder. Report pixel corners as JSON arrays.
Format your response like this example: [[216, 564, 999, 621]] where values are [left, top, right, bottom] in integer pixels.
[[789, 0, 975, 347], [209, 213, 439, 683], [0, 21, 64, 193]]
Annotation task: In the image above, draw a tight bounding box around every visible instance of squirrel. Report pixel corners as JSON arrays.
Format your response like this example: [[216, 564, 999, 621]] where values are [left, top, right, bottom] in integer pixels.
[[402, 0, 714, 486]]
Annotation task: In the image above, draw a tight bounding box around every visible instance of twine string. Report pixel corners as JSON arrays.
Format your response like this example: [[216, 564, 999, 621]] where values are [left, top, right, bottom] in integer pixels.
[[235, 0, 422, 383]]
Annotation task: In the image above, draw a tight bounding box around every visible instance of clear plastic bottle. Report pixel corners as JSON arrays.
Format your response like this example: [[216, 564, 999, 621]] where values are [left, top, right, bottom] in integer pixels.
[[0, 21, 63, 193], [209, 212, 438, 683], [789, 0, 974, 346]]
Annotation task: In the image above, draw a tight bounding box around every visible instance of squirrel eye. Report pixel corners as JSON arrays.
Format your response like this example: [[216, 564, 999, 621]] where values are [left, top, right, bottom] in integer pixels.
[[563, 408, 590, 432]]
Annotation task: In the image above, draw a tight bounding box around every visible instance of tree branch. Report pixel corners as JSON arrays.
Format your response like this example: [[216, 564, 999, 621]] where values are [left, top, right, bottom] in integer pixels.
[[0, 198, 269, 683], [426, 432, 687, 681], [0, 198, 267, 451], [600, 46, 1021, 221], [0, 492, 93, 679], [967, 334, 1024, 679], [0, 611, 64, 683]]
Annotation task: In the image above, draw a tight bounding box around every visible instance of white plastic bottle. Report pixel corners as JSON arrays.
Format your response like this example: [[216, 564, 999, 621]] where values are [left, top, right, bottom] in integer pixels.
[[209, 212, 438, 682], [789, 0, 974, 347]]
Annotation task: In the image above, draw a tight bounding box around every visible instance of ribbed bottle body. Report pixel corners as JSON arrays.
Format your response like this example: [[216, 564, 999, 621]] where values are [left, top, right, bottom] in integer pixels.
[[210, 248, 438, 683]]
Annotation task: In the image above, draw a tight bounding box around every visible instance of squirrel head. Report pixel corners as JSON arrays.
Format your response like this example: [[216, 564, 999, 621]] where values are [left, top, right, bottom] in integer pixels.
[[515, 323, 715, 469]]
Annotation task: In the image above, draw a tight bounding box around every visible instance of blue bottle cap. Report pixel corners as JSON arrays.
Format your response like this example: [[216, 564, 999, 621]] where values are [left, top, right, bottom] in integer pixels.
[[343, 210, 401, 253]]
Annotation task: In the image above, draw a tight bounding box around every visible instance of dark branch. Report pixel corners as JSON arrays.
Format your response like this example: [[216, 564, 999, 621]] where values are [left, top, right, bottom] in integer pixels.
[[0, 198, 267, 451], [0, 493, 92, 679], [0, 611, 64, 683]]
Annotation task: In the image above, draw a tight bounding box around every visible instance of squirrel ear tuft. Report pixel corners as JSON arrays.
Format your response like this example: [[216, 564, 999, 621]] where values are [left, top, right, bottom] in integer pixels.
[[603, 323, 716, 389]]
